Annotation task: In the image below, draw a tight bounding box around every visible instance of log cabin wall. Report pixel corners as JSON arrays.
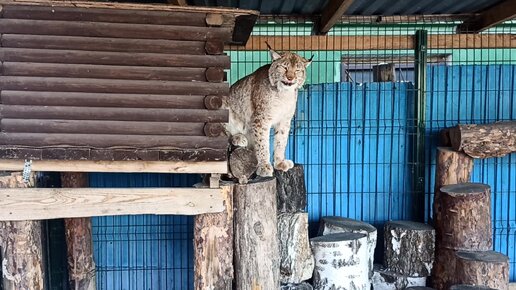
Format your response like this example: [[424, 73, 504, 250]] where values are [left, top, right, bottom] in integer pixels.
[[0, 2, 257, 163]]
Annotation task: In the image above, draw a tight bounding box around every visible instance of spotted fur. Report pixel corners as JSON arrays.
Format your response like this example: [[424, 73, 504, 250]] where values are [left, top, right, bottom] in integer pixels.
[[223, 45, 312, 177]]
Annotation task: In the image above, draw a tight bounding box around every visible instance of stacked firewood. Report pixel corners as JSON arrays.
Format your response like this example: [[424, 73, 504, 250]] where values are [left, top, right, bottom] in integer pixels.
[[432, 122, 514, 290]]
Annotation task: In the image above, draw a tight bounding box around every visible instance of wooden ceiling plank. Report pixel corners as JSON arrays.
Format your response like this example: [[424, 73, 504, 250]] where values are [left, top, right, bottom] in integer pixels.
[[457, 0, 516, 33], [315, 0, 354, 35]]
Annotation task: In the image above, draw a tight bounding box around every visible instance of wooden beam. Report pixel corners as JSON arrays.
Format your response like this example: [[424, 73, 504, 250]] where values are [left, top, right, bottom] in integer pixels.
[[225, 34, 516, 50], [316, 0, 354, 35], [457, 0, 516, 33], [0, 187, 226, 220], [0, 159, 228, 173]]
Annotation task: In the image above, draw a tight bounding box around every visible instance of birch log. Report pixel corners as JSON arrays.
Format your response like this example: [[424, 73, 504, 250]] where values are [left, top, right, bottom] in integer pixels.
[[0, 172, 45, 290], [372, 265, 426, 290], [311, 232, 369, 290], [317, 216, 377, 278], [454, 250, 509, 290], [384, 221, 435, 277], [449, 121, 516, 158], [233, 178, 280, 290]]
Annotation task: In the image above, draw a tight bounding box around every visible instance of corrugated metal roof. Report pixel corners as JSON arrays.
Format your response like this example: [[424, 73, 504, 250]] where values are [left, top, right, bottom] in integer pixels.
[[187, 0, 504, 16]]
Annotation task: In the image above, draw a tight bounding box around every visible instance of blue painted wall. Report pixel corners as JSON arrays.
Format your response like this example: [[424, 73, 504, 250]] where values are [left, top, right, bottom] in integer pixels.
[[91, 65, 516, 288]]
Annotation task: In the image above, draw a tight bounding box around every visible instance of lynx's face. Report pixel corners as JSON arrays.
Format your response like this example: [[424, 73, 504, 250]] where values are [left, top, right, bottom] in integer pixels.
[[268, 50, 312, 91]]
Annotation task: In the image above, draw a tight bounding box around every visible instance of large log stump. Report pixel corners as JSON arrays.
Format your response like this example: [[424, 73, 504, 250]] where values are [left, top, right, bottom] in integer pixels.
[[194, 185, 233, 290], [448, 121, 516, 158], [61, 172, 96, 290], [454, 250, 509, 290], [280, 282, 313, 290], [406, 287, 435, 290], [275, 164, 307, 213], [0, 172, 45, 290], [278, 212, 313, 284], [311, 232, 369, 290], [438, 183, 492, 251], [317, 216, 377, 278], [384, 221, 435, 277], [372, 265, 426, 290], [234, 178, 280, 290]]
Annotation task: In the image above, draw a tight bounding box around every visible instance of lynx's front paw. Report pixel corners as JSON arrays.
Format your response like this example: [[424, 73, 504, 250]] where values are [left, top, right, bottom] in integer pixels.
[[256, 163, 273, 177], [274, 160, 294, 171], [230, 134, 248, 147]]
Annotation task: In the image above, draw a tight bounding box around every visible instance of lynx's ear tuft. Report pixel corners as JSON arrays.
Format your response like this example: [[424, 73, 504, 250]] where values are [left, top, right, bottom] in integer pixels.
[[265, 41, 282, 61], [304, 54, 314, 66]]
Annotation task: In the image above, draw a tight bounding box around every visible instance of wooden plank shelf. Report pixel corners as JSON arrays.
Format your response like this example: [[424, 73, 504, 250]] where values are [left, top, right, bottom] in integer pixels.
[[0, 186, 229, 220]]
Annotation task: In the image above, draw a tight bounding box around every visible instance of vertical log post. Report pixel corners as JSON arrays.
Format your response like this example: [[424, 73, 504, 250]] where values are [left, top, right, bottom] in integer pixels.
[[61, 172, 96, 290], [194, 185, 233, 290], [234, 178, 280, 290], [372, 63, 396, 82], [0, 172, 45, 290]]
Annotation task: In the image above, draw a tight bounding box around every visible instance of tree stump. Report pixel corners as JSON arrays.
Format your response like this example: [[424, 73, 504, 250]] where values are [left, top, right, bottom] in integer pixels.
[[406, 287, 435, 290], [454, 250, 509, 290], [229, 147, 257, 184], [448, 121, 516, 158], [438, 183, 492, 251], [280, 282, 313, 290], [432, 248, 458, 290], [372, 265, 426, 290], [317, 216, 377, 278], [61, 172, 97, 290], [194, 185, 233, 290], [373, 63, 396, 82], [449, 285, 498, 290], [384, 221, 435, 277], [278, 212, 314, 284], [0, 172, 45, 290], [275, 164, 307, 213], [310, 232, 369, 290], [233, 178, 280, 290]]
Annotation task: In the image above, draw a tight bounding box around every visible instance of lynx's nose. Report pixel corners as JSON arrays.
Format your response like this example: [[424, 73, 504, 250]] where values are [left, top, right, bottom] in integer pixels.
[[286, 75, 294, 81]]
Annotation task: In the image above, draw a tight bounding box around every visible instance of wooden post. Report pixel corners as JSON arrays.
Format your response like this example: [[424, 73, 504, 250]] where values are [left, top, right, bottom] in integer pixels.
[[317, 216, 377, 279], [194, 185, 233, 290], [450, 285, 498, 290], [0, 172, 45, 290], [454, 250, 509, 290], [275, 164, 307, 213], [61, 172, 96, 290], [438, 183, 492, 251], [233, 178, 280, 290], [311, 233, 369, 290], [372, 63, 396, 82], [448, 121, 516, 158], [432, 147, 474, 290]]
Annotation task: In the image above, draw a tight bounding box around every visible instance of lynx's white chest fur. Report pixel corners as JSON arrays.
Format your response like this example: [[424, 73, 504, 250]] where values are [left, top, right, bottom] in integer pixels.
[[223, 46, 312, 177]]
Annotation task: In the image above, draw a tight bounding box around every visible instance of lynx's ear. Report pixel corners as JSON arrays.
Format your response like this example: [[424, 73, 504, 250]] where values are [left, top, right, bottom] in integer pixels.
[[304, 54, 314, 67], [265, 41, 282, 61]]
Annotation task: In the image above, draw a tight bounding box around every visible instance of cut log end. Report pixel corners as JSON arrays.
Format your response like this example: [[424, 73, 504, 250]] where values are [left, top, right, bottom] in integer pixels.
[[440, 183, 490, 197]]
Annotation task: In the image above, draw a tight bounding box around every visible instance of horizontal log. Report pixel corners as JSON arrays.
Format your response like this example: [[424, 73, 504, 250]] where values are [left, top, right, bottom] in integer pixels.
[[226, 34, 516, 50], [0, 133, 229, 149], [204, 95, 223, 110], [0, 91, 207, 109], [0, 187, 226, 220], [0, 19, 232, 41], [0, 105, 228, 122], [203, 123, 225, 137], [1, 48, 230, 68], [1, 34, 209, 55], [449, 122, 516, 158], [2, 4, 209, 26], [0, 147, 228, 161], [2, 62, 212, 82], [0, 119, 207, 136], [0, 77, 230, 95], [0, 158, 228, 173]]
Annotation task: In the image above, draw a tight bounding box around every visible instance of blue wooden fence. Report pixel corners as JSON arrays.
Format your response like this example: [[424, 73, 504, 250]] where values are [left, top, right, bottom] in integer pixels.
[[90, 64, 516, 288]]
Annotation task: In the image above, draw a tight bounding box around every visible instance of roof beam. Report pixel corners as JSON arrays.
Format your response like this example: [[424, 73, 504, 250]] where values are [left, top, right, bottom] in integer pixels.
[[457, 0, 516, 33], [314, 0, 354, 35]]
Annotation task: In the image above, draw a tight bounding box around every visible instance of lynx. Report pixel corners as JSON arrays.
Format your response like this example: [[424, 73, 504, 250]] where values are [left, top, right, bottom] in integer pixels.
[[223, 43, 312, 177]]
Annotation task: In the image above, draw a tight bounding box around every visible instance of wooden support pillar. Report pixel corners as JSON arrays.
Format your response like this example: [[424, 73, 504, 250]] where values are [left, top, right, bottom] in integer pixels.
[[61, 172, 96, 290], [233, 178, 280, 290], [373, 63, 396, 82], [0, 172, 45, 290], [194, 185, 233, 290]]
